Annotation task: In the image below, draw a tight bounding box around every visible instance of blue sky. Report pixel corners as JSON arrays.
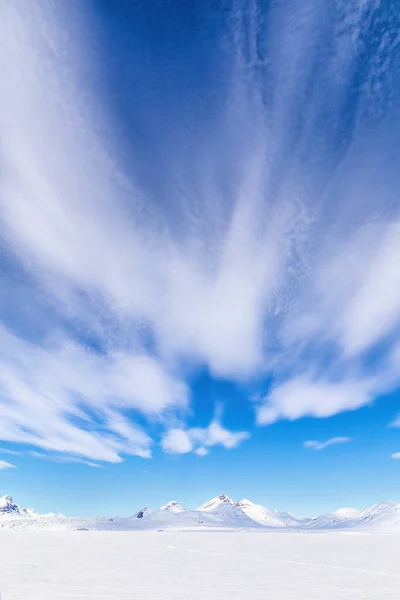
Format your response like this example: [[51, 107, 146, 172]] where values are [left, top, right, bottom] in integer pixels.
[[1, 0, 400, 517]]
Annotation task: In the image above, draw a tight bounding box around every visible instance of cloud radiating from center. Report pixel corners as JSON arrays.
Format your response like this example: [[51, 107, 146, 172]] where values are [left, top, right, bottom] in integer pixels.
[[0, 1, 400, 462]]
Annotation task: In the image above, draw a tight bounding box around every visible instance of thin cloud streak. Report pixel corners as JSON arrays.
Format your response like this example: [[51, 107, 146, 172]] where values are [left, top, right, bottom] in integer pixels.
[[29, 451, 103, 468], [0, 448, 21, 456], [389, 414, 400, 428], [304, 437, 352, 451], [0, 461, 15, 470]]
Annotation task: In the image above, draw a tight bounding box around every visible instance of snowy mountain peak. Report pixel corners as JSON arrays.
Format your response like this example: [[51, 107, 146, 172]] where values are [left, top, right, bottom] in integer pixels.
[[0, 495, 38, 517], [0, 495, 18, 513], [0, 494, 400, 531], [235, 498, 255, 508], [217, 494, 233, 502], [197, 494, 234, 511], [160, 501, 185, 513], [235, 498, 288, 527]]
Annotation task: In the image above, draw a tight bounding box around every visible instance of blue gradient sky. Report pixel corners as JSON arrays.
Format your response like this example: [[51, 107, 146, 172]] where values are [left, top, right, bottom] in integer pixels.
[[1, 0, 400, 517]]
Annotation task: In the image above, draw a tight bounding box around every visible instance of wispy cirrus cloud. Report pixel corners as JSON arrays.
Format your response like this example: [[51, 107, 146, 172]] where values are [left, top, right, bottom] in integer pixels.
[[391, 453, 400, 460], [304, 437, 352, 451], [389, 414, 400, 428], [29, 451, 103, 468], [256, 220, 400, 426], [0, 461, 15, 471], [0, 1, 399, 464], [0, 323, 187, 462], [0, 448, 21, 456]]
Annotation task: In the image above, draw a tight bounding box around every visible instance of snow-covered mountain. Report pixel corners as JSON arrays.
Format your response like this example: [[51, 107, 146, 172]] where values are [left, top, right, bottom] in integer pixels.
[[351, 501, 400, 530], [197, 493, 234, 512], [196, 494, 259, 527], [133, 496, 400, 532], [272, 510, 312, 526], [235, 498, 287, 527], [1, 493, 399, 532], [307, 501, 400, 530], [132, 507, 153, 519], [160, 501, 185, 513], [0, 495, 38, 518]]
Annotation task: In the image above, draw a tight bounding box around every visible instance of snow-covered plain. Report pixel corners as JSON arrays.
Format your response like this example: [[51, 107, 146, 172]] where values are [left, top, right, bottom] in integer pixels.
[[2, 494, 400, 598], [0, 530, 399, 599]]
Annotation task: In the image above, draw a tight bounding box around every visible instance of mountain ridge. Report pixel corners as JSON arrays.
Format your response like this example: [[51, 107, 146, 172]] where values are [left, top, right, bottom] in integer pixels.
[[1, 494, 399, 531]]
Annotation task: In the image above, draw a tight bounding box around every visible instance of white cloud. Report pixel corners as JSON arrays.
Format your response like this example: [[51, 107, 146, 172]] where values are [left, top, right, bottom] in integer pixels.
[[161, 420, 249, 455], [0, 1, 290, 460], [0, 323, 190, 462], [161, 429, 193, 454], [283, 221, 400, 354], [391, 453, 400, 459], [195, 447, 208, 456], [0, 461, 15, 470], [0, 448, 21, 456], [0, 1, 296, 382], [29, 451, 102, 468], [337, 222, 400, 357], [304, 437, 352, 451], [389, 414, 400, 428], [0, 0, 400, 461], [189, 420, 250, 450], [257, 376, 375, 425]]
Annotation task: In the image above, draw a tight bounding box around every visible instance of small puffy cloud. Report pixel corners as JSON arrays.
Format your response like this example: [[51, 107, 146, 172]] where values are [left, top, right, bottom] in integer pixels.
[[193, 420, 249, 450], [161, 429, 193, 454], [195, 447, 208, 456], [304, 437, 352, 451], [0, 460, 15, 470], [161, 420, 249, 455], [391, 452, 400, 459]]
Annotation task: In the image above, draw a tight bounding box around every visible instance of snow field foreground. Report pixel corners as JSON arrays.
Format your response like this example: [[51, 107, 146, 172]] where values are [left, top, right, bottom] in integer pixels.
[[0, 531, 399, 599]]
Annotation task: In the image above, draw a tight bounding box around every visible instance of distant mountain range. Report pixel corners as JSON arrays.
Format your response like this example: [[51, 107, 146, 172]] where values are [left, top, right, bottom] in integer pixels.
[[1, 493, 399, 531]]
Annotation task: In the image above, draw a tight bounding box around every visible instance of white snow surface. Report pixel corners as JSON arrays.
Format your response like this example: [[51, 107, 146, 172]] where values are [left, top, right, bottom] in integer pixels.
[[0, 530, 400, 599]]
